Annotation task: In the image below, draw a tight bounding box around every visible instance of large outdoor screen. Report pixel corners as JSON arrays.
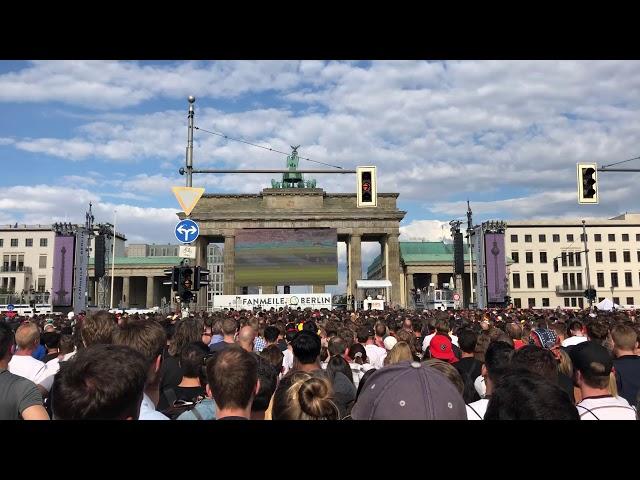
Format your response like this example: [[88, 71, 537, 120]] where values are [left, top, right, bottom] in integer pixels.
[[235, 228, 338, 286]]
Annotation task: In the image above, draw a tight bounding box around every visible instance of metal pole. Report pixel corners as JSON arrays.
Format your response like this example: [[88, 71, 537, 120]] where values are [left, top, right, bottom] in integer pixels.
[[466, 201, 474, 307], [468, 233, 474, 306], [186, 96, 195, 187], [582, 220, 593, 309], [190, 169, 357, 174], [109, 210, 117, 310]]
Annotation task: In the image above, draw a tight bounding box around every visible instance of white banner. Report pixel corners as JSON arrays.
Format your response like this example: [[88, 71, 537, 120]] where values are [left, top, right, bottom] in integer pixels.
[[213, 293, 332, 310]]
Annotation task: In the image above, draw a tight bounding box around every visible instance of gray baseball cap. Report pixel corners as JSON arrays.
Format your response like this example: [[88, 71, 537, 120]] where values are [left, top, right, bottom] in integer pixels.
[[351, 360, 467, 420]]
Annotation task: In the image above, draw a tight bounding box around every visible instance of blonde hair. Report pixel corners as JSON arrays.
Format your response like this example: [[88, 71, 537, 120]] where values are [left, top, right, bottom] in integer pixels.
[[608, 372, 618, 397], [557, 348, 573, 378], [276, 373, 339, 420], [384, 341, 413, 366], [423, 358, 465, 396], [15, 322, 40, 349]]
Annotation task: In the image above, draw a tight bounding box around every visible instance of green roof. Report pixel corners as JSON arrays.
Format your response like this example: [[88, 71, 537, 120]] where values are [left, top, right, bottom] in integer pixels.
[[89, 256, 182, 266], [367, 241, 471, 276], [366, 241, 515, 277]]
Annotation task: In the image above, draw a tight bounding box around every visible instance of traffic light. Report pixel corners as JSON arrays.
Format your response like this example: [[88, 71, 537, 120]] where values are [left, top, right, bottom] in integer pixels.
[[194, 266, 209, 290], [577, 163, 598, 204], [553, 258, 559, 272], [163, 267, 179, 291], [180, 266, 194, 303], [356, 166, 377, 207], [584, 288, 597, 301]]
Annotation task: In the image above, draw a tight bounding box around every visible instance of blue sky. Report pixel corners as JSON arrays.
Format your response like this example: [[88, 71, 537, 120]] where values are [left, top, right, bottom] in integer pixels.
[[1, 60, 639, 292]]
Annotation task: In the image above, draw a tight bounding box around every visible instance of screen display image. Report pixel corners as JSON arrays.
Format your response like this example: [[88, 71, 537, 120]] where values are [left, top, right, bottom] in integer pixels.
[[235, 228, 338, 286], [484, 232, 506, 303], [52, 235, 75, 307]]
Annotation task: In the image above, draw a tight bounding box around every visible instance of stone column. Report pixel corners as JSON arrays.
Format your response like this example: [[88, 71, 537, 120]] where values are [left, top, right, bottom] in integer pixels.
[[146, 276, 155, 309], [122, 276, 130, 308], [349, 234, 362, 303], [195, 236, 209, 311], [406, 272, 415, 308], [386, 233, 402, 307], [94, 278, 100, 307], [223, 234, 235, 295], [312, 285, 325, 293], [89, 277, 96, 305]]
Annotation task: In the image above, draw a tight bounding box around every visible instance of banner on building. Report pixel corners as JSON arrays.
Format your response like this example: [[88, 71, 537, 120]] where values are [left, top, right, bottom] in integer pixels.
[[212, 293, 332, 311], [472, 226, 486, 309], [73, 229, 89, 313], [52, 236, 75, 307], [484, 232, 506, 304]]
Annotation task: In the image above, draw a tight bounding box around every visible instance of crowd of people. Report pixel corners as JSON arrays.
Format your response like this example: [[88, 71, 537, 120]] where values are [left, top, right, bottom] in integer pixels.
[[1, 304, 639, 420]]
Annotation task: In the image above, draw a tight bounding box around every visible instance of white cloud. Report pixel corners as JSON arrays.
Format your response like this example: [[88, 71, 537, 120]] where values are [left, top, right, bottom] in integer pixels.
[[0, 61, 305, 109], [0, 184, 179, 244], [0, 137, 14, 145], [3, 60, 640, 234], [62, 175, 97, 185], [400, 220, 452, 242]]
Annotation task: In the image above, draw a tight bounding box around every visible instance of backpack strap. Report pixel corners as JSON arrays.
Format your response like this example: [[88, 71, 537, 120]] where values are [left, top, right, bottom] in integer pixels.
[[191, 405, 204, 421], [163, 388, 178, 408], [466, 403, 483, 419], [576, 404, 600, 420]]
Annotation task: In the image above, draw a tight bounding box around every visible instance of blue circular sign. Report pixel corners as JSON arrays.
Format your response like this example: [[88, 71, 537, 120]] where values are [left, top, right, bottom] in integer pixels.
[[175, 219, 200, 244], [7, 304, 14, 311]]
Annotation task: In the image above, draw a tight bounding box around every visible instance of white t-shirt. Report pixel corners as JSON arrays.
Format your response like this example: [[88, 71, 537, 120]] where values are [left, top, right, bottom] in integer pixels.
[[349, 362, 375, 390], [9, 355, 54, 391], [422, 333, 435, 353], [576, 395, 637, 420], [45, 350, 75, 377], [466, 398, 489, 420], [364, 344, 387, 369], [561, 335, 588, 348], [422, 333, 459, 352], [474, 375, 486, 398], [282, 348, 294, 375]]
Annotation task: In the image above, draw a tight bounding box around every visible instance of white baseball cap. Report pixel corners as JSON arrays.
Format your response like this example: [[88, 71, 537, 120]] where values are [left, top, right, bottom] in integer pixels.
[[383, 336, 398, 351]]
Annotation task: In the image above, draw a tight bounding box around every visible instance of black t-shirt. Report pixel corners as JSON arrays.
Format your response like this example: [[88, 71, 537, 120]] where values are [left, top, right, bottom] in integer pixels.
[[174, 385, 206, 403], [158, 349, 184, 411], [558, 373, 575, 404], [43, 353, 58, 364], [209, 341, 234, 354], [455, 357, 483, 403], [613, 355, 640, 406]]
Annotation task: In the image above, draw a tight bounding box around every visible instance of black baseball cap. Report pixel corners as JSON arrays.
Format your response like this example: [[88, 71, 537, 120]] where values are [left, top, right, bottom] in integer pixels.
[[569, 341, 613, 377]]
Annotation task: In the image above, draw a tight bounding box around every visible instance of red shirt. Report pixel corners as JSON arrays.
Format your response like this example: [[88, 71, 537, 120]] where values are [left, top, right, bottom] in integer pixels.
[[513, 339, 526, 350]]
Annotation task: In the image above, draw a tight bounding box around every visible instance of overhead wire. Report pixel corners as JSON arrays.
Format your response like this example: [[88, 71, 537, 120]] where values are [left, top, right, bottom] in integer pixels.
[[193, 125, 344, 170]]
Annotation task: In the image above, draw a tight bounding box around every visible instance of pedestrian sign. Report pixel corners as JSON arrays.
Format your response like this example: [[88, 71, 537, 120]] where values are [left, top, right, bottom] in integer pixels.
[[7, 304, 14, 311], [175, 219, 200, 244], [172, 187, 205, 216]]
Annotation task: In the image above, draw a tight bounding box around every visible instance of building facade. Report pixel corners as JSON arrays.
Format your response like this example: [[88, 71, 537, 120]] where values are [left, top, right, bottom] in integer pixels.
[[207, 244, 224, 309], [367, 241, 473, 307], [126, 244, 179, 257], [506, 213, 640, 309], [0, 225, 56, 300]]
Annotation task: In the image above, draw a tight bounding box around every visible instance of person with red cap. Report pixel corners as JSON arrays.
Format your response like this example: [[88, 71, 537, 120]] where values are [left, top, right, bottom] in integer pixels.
[[429, 335, 459, 364]]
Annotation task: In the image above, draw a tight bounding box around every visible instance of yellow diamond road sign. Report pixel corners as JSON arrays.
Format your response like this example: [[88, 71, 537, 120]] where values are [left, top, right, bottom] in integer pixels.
[[172, 187, 205, 216]]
